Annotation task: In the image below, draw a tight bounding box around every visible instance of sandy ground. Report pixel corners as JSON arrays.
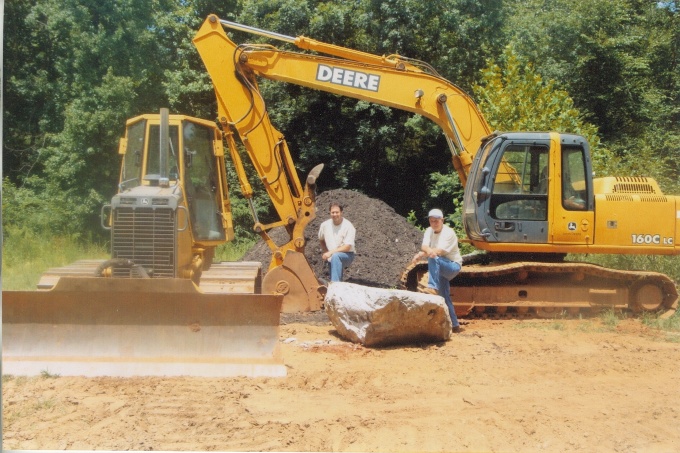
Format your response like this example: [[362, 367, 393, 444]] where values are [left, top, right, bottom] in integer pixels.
[[3, 316, 680, 452]]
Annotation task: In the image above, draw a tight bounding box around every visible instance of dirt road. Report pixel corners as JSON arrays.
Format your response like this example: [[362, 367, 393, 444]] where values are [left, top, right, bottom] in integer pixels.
[[3, 316, 679, 452]]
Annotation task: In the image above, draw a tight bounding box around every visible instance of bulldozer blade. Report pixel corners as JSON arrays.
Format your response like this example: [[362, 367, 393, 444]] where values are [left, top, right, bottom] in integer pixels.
[[2, 277, 285, 378]]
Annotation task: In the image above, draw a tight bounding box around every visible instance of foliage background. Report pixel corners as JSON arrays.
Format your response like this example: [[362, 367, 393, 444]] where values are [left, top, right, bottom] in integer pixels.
[[3, 0, 678, 275]]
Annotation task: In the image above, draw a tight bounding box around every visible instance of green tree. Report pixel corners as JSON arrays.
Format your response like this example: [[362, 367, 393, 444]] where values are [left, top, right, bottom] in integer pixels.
[[2, 0, 237, 237], [503, 0, 679, 192], [472, 45, 608, 172]]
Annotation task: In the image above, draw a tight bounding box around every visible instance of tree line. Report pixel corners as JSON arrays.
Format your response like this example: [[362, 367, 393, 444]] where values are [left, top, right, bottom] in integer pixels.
[[3, 0, 678, 241]]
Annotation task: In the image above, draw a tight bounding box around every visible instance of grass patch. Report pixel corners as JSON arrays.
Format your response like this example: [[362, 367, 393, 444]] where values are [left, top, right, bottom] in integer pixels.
[[641, 311, 680, 332], [598, 309, 624, 330], [2, 228, 108, 290], [660, 333, 680, 343], [641, 311, 680, 342], [1, 374, 25, 384], [512, 320, 567, 331], [576, 320, 599, 332], [32, 397, 57, 411], [40, 369, 61, 379], [214, 238, 257, 262]]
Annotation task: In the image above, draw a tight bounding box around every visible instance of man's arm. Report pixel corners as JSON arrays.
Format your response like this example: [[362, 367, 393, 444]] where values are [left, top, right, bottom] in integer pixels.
[[413, 245, 444, 263], [322, 243, 351, 261], [431, 228, 458, 257], [422, 245, 446, 257], [413, 228, 456, 262]]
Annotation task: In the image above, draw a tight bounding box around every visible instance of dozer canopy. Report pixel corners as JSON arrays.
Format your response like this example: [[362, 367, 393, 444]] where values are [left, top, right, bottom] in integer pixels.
[[3, 277, 285, 377]]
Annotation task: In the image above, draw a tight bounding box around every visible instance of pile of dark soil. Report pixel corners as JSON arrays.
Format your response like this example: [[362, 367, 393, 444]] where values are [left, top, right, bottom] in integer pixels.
[[242, 188, 424, 288]]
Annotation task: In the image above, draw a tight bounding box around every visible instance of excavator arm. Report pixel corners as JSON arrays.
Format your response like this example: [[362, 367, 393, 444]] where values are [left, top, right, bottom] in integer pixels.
[[193, 14, 492, 190], [194, 16, 329, 312]]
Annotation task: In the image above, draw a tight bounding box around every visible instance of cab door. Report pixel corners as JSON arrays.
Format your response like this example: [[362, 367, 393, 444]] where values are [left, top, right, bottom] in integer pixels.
[[481, 136, 551, 244], [550, 136, 594, 246]]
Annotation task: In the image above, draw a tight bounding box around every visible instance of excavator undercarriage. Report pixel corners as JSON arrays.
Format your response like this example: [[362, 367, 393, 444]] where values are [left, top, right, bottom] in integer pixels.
[[401, 255, 678, 319]]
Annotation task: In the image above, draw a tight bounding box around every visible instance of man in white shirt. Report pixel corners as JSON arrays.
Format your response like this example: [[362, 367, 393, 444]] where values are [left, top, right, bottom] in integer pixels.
[[411, 209, 463, 332], [318, 203, 356, 282]]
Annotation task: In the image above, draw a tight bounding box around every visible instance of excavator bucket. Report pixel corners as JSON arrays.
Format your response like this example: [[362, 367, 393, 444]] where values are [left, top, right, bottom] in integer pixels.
[[263, 251, 326, 313], [2, 277, 285, 377]]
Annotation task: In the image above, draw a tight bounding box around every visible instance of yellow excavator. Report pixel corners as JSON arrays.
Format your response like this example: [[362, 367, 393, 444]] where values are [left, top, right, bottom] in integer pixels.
[[192, 14, 679, 318]]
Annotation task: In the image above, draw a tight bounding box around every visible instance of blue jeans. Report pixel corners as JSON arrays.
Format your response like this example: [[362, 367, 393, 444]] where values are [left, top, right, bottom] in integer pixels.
[[427, 257, 462, 327], [329, 252, 355, 282]]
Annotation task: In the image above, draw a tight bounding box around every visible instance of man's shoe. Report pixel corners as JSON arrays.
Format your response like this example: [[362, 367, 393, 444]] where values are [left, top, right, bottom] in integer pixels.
[[452, 326, 463, 334], [419, 287, 438, 296]]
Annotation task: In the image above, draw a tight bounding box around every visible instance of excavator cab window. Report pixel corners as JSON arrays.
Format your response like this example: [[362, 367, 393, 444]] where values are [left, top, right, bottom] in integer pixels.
[[490, 145, 549, 221], [120, 120, 146, 190], [182, 121, 226, 242]]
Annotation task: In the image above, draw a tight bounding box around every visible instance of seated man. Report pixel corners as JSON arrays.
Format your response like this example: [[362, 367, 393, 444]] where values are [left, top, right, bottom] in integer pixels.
[[411, 209, 464, 332], [318, 203, 356, 282]]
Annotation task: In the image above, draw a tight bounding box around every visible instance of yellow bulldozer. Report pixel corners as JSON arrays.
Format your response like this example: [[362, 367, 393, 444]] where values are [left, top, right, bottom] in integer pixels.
[[3, 109, 324, 377]]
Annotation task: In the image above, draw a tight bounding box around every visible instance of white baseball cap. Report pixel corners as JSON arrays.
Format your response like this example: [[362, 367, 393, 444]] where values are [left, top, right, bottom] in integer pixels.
[[428, 209, 444, 219]]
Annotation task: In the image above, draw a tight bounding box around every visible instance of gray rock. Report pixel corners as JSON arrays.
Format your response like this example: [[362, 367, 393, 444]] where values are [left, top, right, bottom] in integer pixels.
[[324, 282, 452, 347]]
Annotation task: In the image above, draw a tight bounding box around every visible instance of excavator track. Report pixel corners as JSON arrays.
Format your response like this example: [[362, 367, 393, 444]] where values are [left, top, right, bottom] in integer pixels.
[[400, 256, 678, 319]]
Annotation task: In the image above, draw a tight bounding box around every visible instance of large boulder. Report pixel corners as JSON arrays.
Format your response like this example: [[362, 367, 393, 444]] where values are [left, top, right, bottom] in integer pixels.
[[324, 282, 452, 347]]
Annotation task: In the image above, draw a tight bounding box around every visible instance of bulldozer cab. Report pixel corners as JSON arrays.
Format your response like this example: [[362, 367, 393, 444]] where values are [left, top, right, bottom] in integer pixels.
[[117, 113, 232, 245]]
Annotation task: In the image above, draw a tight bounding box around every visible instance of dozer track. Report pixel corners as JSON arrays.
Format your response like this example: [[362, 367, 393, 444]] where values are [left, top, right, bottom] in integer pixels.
[[400, 255, 678, 319], [3, 260, 286, 378]]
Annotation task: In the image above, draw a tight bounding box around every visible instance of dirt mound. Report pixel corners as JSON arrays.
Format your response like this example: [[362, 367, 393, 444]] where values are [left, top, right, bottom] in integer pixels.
[[242, 188, 424, 288]]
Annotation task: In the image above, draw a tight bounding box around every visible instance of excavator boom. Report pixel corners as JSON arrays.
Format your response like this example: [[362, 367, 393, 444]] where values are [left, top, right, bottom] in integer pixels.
[[194, 15, 492, 187]]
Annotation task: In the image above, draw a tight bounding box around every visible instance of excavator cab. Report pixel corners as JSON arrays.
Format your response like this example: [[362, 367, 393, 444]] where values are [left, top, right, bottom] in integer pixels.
[[463, 132, 594, 248]]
